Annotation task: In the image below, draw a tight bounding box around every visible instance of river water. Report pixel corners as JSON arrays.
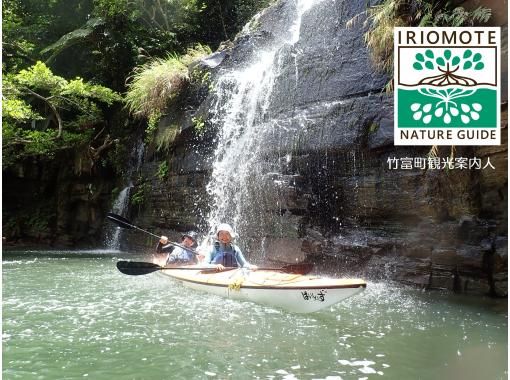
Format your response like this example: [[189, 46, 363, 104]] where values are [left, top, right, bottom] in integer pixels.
[[2, 250, 507, 379]]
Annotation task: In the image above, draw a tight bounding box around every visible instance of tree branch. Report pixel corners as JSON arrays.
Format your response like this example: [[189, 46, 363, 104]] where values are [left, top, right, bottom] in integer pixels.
[[88, 134, 118, 164], [25, 88, 64, 138]]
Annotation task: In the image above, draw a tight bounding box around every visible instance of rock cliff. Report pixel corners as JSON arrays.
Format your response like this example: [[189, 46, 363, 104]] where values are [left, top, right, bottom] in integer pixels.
[[132, 0, 507, 296]]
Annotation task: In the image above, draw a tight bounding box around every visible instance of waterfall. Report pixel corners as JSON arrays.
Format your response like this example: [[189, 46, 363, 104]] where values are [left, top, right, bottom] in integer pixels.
[[104, 187, 131, 250], [204, 0, 322, 253], [103, 140, 145, 250]]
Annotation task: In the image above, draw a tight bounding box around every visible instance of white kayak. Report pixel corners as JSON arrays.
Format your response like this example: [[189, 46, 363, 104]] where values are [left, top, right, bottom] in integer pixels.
[[159, 267, 366, 313]]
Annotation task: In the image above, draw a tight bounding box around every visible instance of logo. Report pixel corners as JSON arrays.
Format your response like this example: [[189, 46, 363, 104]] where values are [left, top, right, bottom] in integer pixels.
[[394, 27, 500, 146]]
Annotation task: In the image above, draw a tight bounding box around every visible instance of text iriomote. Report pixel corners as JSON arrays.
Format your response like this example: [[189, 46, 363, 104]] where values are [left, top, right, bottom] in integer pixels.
[[396, 29, 498, 46]]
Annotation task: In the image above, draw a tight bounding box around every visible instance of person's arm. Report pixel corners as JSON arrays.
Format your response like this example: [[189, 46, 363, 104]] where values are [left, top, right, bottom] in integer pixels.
[[156, 236, 175, 253], [234, 246, 256, 269], [154, 236, 170, 266]]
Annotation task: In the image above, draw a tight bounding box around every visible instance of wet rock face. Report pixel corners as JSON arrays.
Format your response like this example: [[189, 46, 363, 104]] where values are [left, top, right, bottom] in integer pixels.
[[2, 152, 116, 248], [143, 0, 507, 296]]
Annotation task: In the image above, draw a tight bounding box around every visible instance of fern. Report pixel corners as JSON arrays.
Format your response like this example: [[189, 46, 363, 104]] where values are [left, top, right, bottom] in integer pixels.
[[125, 44, 211, 119], [434, 6, 492, 26]]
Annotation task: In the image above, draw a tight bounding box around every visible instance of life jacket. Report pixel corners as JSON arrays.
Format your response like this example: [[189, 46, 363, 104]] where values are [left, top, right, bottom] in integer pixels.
[[167, 248, 197, 265], [210, 241, 241, 267]]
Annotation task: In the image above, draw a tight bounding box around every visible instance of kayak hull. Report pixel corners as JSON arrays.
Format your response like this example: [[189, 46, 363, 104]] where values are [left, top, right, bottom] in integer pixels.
[[159, 268, 366, 313]]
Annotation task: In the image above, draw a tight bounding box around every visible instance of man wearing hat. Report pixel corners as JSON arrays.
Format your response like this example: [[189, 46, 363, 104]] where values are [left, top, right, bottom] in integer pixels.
[[201, 223, 257, 270], [156, 231, 199, 265]]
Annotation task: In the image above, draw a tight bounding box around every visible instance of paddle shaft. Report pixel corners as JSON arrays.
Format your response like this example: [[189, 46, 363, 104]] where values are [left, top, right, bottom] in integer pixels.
[[106, 213, 200, 256], [116, 260, 313, 276], [125, 223, 160, 239]]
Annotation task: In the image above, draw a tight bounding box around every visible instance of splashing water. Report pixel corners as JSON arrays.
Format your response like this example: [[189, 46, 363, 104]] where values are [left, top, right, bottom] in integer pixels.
[[205, 0, 322, 249]]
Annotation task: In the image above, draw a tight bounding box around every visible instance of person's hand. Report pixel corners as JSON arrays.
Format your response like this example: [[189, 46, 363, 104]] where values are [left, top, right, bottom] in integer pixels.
[[215, 264, 225, 271], [160, 235, 168, 244]]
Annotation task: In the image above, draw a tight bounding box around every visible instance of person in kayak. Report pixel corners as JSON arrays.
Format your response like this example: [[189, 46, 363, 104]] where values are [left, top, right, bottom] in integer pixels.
[[155, 231, 199, 265], [200, 223, 257, 271]]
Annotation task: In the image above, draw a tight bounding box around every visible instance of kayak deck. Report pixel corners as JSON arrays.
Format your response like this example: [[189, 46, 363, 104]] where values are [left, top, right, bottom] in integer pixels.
[[159, 267, 366, 313]]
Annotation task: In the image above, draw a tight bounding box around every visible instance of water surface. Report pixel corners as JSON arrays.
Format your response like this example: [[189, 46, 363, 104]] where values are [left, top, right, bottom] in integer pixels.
[[3, 250, 507, 379]]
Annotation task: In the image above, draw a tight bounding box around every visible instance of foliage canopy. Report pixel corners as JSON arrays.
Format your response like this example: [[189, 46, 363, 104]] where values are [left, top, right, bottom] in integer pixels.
[[3, 61, 122, 168]]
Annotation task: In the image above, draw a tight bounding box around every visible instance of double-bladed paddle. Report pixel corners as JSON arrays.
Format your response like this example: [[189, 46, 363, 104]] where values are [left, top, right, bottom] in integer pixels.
[[116, 260, 314, 276], [106, 213, 199, 255], [107, 213, 314, 276]]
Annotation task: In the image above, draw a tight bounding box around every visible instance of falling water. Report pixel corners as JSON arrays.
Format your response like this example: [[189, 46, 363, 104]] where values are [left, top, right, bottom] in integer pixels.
[[204, 0, 321, 252], [103, 140, 145, 249], [104, 187, 131, 250]]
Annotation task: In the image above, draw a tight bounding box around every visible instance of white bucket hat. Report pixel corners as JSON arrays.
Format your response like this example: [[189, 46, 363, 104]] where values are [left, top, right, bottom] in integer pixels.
[[216, 223, 237, 238]]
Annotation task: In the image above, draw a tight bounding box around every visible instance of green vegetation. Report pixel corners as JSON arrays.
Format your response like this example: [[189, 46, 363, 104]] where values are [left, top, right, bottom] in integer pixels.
[[131, 180, 150, 207], [144, 110, 162, 144], [125, 45, 211, 120], [191, 68, 213, 90], [155, 124, 181, 151], [1, 0, 279, 243], [368, 122, 379, 134], [3, 61, 122, 168], [125, 44, 211, 144], [192, 115, 206, 134], [348, 0, 492, 74], [3, 0, 272, 165], [156, 161, 169, 180]]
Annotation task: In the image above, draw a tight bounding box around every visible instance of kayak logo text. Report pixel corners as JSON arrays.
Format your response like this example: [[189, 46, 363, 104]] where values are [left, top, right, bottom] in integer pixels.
[[394, 27, 500, 146]]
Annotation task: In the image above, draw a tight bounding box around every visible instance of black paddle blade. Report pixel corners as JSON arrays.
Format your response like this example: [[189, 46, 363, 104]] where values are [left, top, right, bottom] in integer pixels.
[[107, 213, 135, 229], [116, 260, 162, 276]]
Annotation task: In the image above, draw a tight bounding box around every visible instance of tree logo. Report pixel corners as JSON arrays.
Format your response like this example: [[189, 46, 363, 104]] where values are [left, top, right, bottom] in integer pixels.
[[394, 27, 500, 146]]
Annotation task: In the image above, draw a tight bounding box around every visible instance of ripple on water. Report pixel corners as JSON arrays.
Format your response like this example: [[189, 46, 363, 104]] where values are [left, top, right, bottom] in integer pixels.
[[3, 256, 508, 379]]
